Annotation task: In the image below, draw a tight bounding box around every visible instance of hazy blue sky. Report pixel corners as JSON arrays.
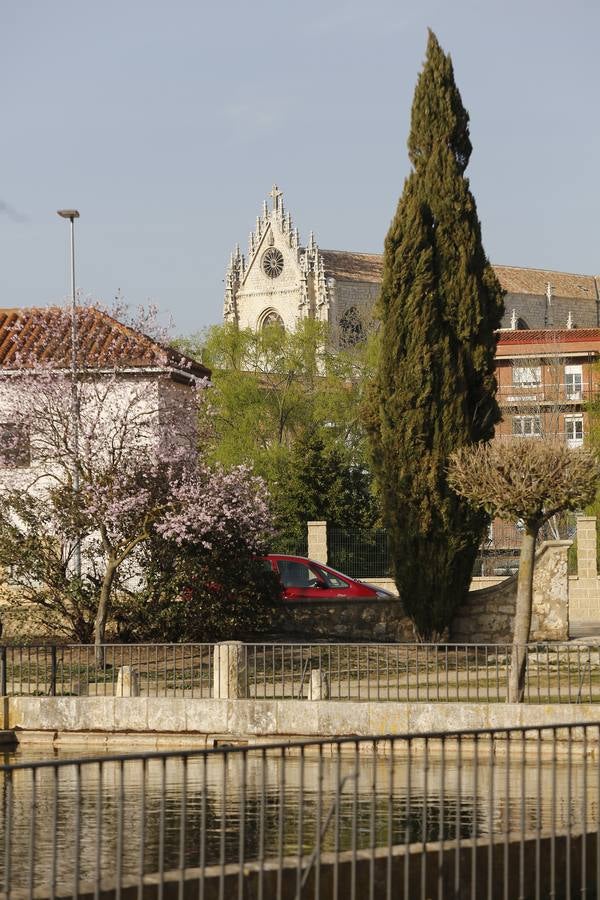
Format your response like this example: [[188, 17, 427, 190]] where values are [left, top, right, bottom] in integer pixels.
[[1, 0, 598, 336]]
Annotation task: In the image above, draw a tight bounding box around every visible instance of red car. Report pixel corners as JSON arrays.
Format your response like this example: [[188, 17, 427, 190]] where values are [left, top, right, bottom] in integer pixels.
[[263, 554, 395, 602]]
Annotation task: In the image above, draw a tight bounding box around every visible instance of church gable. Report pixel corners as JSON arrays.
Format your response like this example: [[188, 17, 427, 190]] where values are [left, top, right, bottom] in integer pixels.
[[224, 186, 600, 340], [224, 186, 330, 331]]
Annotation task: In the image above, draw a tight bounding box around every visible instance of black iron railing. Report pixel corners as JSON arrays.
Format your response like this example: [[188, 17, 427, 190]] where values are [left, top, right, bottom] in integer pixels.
[[3, 641, 600, 704], [1, 722, 599, 898]]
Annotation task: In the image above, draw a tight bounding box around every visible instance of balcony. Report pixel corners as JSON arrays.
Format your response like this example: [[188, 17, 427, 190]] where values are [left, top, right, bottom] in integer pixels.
[[503, 432, 583, 448], [497, 383, 595, 406]]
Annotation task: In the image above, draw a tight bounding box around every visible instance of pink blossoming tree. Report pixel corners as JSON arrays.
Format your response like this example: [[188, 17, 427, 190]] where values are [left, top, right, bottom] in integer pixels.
[[0, 304, 277, 657]]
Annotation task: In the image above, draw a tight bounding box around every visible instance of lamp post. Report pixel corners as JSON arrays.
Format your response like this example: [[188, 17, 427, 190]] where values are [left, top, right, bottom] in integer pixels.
[[57, 209, 81, 579]]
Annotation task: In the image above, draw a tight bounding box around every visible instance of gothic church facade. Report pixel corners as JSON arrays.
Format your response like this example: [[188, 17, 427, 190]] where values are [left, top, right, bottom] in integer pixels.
[[224, 186, 600, 337]]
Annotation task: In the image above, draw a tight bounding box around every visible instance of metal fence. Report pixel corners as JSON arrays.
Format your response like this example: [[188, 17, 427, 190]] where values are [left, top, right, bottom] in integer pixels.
[[326, 518, 579, 580], [327, 527, 391, 578], [4, 641, 600, 704], [1, 721, 599, 899]]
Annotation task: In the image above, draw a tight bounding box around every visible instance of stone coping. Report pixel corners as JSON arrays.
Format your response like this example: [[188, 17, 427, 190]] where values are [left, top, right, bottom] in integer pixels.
[[6, 697, 600, 742]]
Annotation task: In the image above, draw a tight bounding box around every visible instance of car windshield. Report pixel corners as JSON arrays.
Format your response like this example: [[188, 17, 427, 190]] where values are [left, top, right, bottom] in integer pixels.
[[312, 564, 350, 589], [277, 559, 322, 588]]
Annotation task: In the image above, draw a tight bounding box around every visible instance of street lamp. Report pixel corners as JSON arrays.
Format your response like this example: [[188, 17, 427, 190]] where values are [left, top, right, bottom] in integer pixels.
[[57, 209, 81, 579]]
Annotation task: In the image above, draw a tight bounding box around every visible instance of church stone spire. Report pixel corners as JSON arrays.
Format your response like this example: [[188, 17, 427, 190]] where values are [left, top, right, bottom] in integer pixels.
[[223, 184, 333, 329]]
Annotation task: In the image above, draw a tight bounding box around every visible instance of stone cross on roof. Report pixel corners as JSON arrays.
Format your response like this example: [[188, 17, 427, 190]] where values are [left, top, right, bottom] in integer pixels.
[[269, 184, 282, 210]]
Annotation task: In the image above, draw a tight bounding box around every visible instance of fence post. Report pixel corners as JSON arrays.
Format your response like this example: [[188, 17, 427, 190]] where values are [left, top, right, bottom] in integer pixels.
[[0, 646, 6, 696], [307, 669, 329, 700], [116, 666, 140, 697], [49, 645, 57, 697], [307, 521, 328, 564], [213, 642, 247, 699]]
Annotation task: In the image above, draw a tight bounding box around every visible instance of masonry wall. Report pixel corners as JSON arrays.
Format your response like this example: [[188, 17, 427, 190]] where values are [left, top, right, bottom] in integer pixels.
[[499, 292, 600, 329], [332, 280, 379, 319], [305, 522, 570, 643], [7, 696, 600, 739], [569, 516, 600, 620], [451, 540, 570, 643], [272, 596, 414, 642]]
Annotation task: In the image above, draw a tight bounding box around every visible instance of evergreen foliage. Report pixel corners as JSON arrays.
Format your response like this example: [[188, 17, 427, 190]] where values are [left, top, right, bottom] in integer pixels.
[[177, 320, 380, 550], [366, 30, 504, 639]]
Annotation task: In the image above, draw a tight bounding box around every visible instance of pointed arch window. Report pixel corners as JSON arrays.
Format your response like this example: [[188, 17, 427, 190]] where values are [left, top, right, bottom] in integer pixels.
[[339, 307, 364, 347], [259, 309, 284, 331]]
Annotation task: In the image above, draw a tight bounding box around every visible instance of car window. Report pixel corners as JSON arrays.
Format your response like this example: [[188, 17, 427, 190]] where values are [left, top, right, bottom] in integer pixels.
[[260, 559, 275, 573], [313, 564, 350, 589], [277, 560, 325, 588]]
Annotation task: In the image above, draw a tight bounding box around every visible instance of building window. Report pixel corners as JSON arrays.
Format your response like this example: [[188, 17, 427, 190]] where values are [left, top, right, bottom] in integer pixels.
[[565, 364, 583, 401], [512, 365, 541, 386], [261, 248, 284, 279], [0, 422, 30, 467], [565, 415, 583, 447], [339, 307, 364, 347], [259, 310, 284, 331], [512, 415, 541, 438]]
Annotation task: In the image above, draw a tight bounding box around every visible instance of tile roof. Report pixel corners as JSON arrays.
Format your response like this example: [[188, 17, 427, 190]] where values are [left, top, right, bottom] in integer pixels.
[[320, 250, 599, 300], [319, 250, 384, 283], [492, 266, 598, 299], [498, 328, 600, 345], [0, 307, 210, 379]]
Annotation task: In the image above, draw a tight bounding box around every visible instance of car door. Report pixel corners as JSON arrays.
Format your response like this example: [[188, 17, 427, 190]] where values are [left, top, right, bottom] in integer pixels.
[[276, 559, 340, 601]]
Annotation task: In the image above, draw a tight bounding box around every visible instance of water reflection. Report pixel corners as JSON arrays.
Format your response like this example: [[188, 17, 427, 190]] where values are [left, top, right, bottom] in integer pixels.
[[1, 742, 597, 893]]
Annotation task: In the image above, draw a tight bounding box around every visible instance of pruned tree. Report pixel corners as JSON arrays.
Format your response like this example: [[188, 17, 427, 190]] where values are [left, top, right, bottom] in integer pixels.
[[503, 332, 584, 541], [448, 440, 600, 701]]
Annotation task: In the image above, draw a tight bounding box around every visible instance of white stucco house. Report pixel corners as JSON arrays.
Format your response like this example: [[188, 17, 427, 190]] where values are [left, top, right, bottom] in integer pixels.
[[0, 306, 210, 483]]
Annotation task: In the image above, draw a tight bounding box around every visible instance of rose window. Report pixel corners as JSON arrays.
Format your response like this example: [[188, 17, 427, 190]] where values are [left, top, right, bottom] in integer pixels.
[[262, 248, 284, 279]]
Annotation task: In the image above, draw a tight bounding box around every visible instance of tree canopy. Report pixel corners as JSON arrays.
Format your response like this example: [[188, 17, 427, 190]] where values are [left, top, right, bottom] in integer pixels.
[[0, 305, 277, 647], [178, 319, 381, 549]]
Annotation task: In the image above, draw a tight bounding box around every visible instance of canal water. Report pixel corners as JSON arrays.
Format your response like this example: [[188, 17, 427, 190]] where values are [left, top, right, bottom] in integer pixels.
[[0, 742, 597, 893]]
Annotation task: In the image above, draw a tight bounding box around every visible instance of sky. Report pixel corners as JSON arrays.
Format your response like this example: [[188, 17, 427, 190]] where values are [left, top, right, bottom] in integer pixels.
[[1, 0, 599, 337]]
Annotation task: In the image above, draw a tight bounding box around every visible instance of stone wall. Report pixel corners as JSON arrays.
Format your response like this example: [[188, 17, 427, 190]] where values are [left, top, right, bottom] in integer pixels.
[[7, 696, 600, 739], [274, 539, 569, 645], [271, 596, 415, 642], [303, 522, 571, 643], [332, 280, 380, 326], [499, 291, 600, 330], [451, 540, 570, 643]]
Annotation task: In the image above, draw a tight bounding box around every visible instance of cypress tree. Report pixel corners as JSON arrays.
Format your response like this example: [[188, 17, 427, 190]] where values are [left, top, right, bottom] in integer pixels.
[[366, 30, 504, 639]]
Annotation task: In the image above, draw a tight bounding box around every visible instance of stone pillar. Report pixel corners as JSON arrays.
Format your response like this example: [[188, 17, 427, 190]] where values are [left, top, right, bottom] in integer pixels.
[[576, 516, 597, 579], [307, 669, 329, 700], [213, 641, 247, 699], [116, 666, 140, 697], [72, 679, 89, 697], [307, 521, 328, 564]]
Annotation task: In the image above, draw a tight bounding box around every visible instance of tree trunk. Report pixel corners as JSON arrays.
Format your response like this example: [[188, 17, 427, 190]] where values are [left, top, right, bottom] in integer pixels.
[[94, 559, 117, 668], [508, 524, 538, 703]]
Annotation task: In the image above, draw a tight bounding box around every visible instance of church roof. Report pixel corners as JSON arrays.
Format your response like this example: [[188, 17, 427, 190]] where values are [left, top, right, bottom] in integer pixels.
[[0, 307, 210, 379], [319, 250, 384, 283], [320, 250, 599, 299], [492, 266, 599, 299]]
